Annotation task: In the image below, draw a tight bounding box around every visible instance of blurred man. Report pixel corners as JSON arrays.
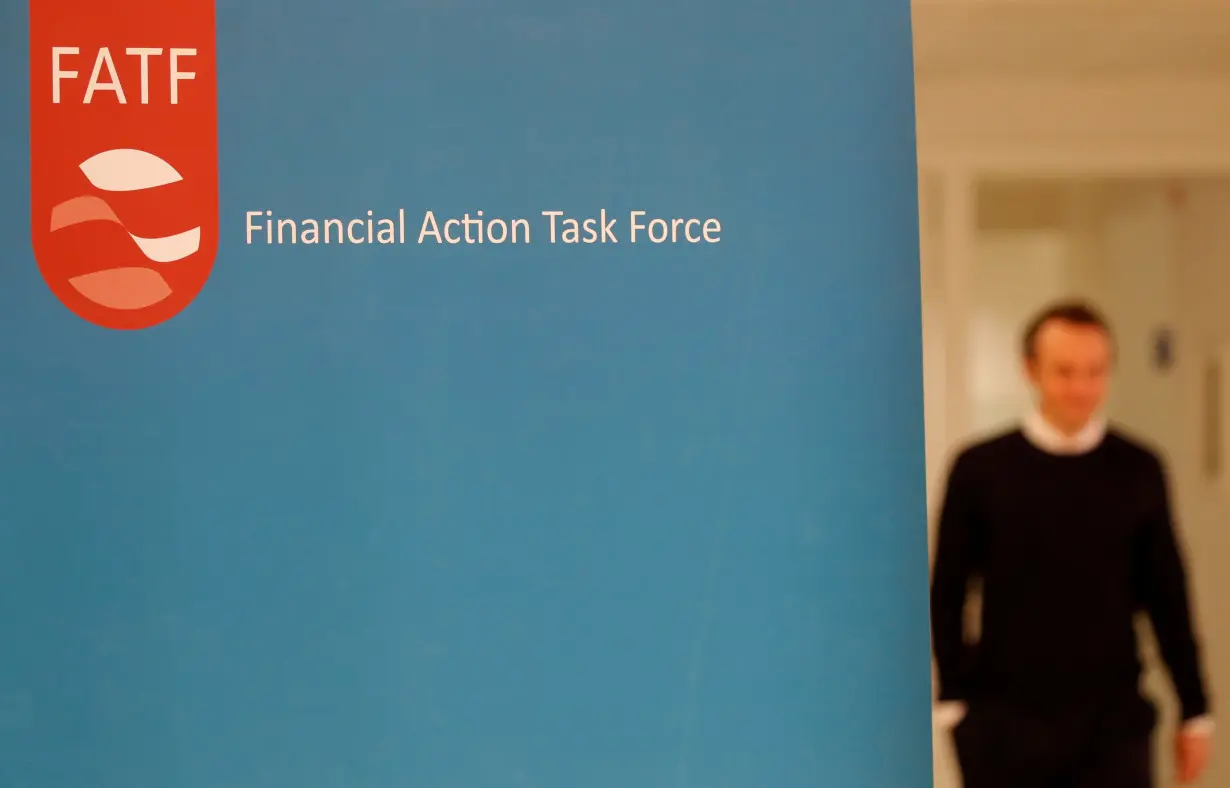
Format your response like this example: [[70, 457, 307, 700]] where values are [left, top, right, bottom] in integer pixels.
[[931, 301, 1213, 787]]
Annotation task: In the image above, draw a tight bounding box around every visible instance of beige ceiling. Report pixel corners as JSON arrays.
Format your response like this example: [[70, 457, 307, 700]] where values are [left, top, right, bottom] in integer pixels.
[[913, 0, 1230, 78]]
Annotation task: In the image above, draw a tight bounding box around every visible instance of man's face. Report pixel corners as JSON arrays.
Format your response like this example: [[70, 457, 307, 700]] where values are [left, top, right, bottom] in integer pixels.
[[1024, 319, 1112, 431]]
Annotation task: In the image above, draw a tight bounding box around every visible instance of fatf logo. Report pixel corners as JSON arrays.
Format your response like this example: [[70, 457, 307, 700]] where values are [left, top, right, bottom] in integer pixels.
[[30, 1, 219, 330]]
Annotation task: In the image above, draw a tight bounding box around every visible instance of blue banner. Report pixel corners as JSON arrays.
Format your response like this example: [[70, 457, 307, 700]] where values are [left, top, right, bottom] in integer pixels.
[[1, 1, 929, 786]]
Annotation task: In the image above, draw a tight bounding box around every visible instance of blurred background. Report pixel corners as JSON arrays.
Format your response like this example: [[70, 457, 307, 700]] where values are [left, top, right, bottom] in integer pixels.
[[912, 1, 1230, 786]]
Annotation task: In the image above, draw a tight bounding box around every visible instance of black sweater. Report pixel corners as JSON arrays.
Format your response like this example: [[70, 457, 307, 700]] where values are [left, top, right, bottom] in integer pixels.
[[930, 428, 1209, 720]]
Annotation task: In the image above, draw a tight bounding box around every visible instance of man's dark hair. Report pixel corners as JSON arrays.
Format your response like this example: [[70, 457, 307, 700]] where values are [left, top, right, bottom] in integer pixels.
[[1021, 300, 1113, 359]]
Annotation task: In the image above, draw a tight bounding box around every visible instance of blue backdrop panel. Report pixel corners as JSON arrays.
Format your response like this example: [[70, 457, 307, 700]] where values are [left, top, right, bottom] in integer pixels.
[[0, 1, 930, 787]]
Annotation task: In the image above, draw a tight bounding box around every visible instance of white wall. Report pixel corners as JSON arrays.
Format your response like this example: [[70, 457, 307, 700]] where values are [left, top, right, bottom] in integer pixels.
[[967, 230, 1069, 433], [915, 76, 1230, 174], [1173, 183, 1230, 788], [1098, 187, 1184, 788]]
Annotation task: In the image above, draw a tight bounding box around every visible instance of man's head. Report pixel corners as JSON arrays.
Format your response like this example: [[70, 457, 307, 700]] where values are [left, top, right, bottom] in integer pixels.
[[1021, 301, 1113, 434]]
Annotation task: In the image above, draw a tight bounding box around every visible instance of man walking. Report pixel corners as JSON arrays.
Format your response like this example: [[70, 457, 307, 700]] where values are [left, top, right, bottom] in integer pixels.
[[931, 302, 1214, 786]]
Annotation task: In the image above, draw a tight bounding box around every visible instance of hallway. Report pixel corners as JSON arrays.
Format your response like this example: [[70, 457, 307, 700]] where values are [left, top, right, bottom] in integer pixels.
[[921, 178, 1230, 787], [913, 4, 1230, 785]]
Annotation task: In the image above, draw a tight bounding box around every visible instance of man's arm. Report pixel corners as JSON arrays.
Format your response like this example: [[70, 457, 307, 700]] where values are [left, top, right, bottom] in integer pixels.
[[930, 451, 981, 704], [1139, 455, 1211, 728]]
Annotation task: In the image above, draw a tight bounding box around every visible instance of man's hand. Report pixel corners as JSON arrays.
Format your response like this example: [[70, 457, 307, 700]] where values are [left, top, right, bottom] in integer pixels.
[[1176, 727, 1212, 783], [933, 701, 967, 730]]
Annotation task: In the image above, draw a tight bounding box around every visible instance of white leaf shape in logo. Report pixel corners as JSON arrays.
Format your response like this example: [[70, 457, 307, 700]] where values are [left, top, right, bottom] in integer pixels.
[[79, 148, 184, 192], [130, 227, 201, 263]]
